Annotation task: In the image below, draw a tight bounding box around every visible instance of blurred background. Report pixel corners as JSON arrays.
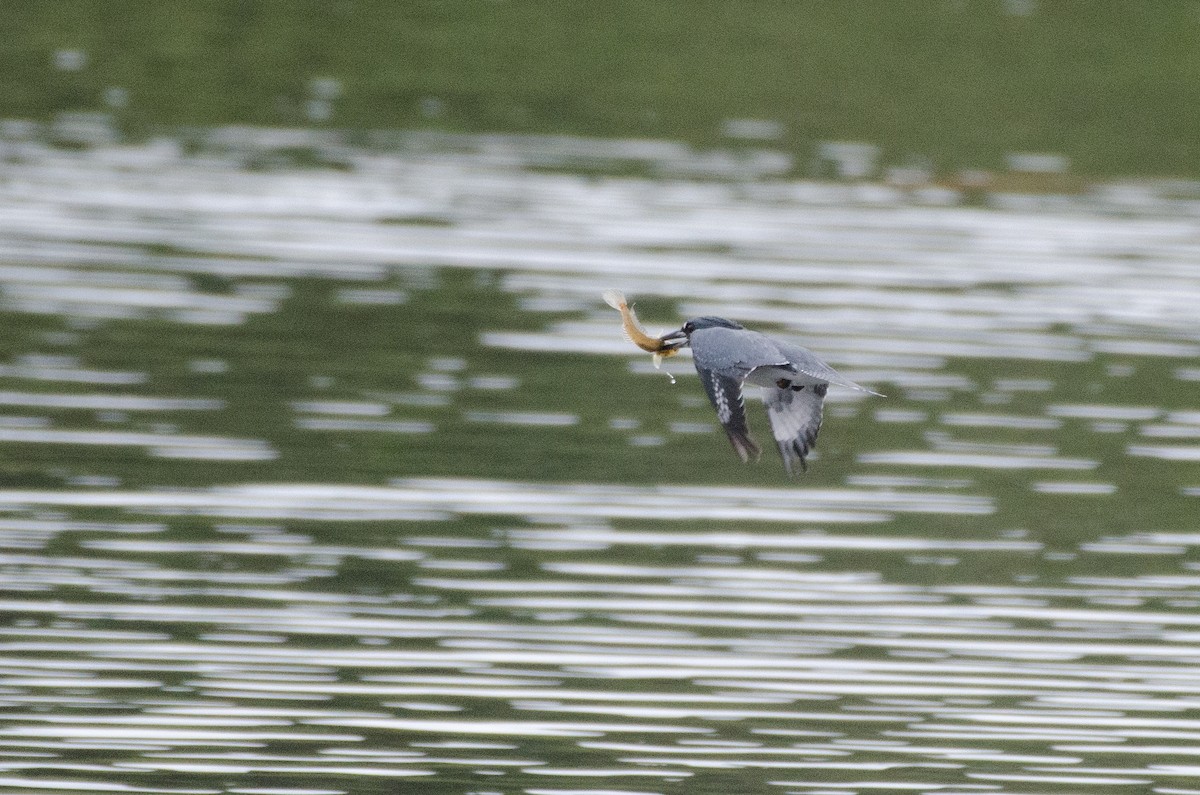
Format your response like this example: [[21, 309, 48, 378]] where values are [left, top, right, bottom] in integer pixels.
[[1, 3, 1200, 794], [7, 1, 1200, 177]]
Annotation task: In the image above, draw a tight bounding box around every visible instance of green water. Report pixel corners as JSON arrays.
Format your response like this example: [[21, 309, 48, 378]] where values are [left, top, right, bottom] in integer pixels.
[[5, 1, 1200, 176], [0, 133, 1197, 794]]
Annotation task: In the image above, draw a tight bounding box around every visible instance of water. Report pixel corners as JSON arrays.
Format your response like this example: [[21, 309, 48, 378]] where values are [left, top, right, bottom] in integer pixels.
[[0, 130, 1198, 794]]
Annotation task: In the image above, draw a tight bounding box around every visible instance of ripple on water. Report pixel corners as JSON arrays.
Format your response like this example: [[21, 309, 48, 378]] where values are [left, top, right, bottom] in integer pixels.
[[0, 478, 996, 524], [1, 134, 1199, 795]]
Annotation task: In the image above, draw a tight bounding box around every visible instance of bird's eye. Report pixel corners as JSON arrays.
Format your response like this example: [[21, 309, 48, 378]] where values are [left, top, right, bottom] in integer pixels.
[[683, 322, 695, 333]]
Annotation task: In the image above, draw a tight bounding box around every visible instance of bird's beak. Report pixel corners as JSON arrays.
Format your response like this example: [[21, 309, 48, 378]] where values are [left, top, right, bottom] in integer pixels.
[[657, 328, 689, 350]]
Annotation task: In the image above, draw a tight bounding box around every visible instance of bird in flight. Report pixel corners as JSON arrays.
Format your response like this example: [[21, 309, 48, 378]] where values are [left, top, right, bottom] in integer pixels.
[[657, 316, 882, 475]]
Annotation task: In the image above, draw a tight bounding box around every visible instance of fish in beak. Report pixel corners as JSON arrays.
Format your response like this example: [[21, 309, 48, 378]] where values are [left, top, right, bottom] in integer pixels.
[[657, 327, 690, 350], [602, 290, 685, 379]]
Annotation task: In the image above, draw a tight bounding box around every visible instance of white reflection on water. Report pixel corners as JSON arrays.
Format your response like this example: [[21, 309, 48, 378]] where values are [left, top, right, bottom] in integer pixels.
[[2, 282, 280, 324], [0, 131, 1199, 795], [464, 410, 580, 427], [0, 478, 992, 525], [858, 450, 1097, 470], [0, 356, 146, 384], [295, 417, 434, 434], [292, 400, 392, 416], [1033, 481, 1118, 495], [0, 390, 224, 411], [0, 426, 275, 460], [1128, 444, 1200, 462], [4, 501, 1200, 795]]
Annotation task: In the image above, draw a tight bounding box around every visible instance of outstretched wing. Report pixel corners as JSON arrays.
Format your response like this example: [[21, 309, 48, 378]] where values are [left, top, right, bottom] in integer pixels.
[[773, 339, 885, 396], [763, 381, 828, 476], [696, 366, 760, 463]]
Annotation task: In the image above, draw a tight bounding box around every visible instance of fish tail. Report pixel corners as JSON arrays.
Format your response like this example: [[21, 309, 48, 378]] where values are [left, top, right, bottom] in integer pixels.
[[601, 289, 627, 310]]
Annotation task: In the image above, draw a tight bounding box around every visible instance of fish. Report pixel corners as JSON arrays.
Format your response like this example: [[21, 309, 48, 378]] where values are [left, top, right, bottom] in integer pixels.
[[602, 289, 679, 377]]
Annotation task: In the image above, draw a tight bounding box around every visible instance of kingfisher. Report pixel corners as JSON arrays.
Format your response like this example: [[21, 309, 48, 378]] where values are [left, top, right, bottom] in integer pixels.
[[657, 316, 882, 476]]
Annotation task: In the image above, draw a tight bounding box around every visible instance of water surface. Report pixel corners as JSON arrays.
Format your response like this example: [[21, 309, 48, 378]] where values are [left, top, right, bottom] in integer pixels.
[[0, 131, 1197, 794]]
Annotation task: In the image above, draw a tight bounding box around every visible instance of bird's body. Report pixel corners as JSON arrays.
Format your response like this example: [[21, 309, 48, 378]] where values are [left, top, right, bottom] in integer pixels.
[[660, 316, 880, 476]]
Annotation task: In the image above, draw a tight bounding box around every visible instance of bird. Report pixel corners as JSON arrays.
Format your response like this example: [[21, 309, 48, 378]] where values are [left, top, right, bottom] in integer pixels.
[[658, 316, 882, 476]]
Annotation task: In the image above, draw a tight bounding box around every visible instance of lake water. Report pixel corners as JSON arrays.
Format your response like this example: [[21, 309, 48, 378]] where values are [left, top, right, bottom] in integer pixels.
[[0, 129, 1198, 795]]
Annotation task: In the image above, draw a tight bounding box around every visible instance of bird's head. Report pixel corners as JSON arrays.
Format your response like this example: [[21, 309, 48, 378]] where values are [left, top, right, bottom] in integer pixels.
[[657, 316, 744, 350]]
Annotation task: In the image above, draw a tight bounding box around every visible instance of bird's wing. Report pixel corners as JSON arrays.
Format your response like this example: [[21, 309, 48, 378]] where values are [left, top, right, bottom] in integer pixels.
[[691, 327, 789, 373], [696, 365, 760, 463], [773, 339, 884, 395], [689, 328, 788, 463], [763, 381, 828, 476]]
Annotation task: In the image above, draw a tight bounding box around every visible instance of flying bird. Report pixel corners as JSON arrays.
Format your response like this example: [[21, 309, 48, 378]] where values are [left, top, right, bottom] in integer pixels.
[[658, 316, 882, 475]]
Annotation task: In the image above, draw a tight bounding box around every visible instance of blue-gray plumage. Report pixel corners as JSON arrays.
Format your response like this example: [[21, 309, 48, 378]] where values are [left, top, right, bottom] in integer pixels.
[[659, 317, 882, 476]]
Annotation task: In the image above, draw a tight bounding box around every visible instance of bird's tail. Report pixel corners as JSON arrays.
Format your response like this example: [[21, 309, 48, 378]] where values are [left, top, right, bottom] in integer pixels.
[[726, 428, 762, 463]]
